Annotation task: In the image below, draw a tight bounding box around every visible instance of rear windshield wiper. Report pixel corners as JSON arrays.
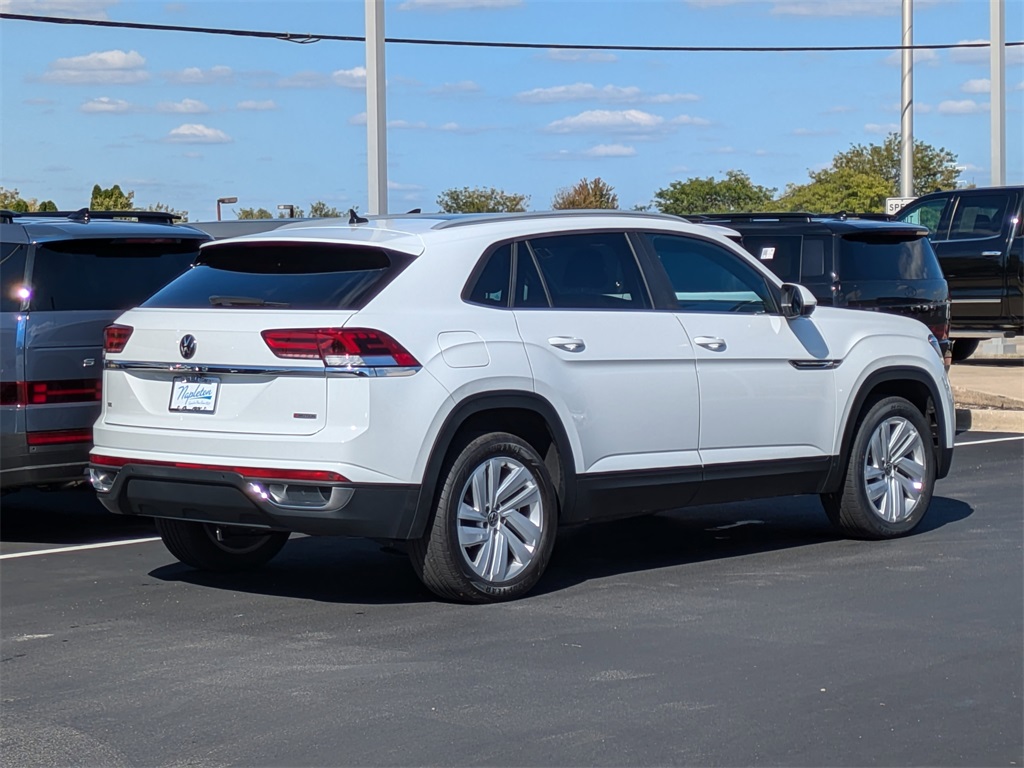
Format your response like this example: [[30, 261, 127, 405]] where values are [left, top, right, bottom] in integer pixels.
[[209, 295, 290, 307]]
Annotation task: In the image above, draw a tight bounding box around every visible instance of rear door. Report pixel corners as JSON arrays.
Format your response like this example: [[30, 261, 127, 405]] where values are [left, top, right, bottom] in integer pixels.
[[510, 231, 700, 476]]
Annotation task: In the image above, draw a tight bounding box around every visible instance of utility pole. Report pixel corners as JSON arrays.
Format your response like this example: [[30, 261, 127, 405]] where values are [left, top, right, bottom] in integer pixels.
[[990, 0, 1005, 186], [366, 0, 388, 214], [900, 0, 914, 198]]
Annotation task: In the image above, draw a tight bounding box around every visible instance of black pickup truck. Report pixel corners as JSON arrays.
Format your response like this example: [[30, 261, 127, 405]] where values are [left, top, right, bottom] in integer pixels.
[[896, 186, 1022, 361]]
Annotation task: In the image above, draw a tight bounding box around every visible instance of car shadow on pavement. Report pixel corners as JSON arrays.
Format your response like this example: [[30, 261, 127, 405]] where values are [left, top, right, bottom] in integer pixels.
[[0, 487, 156, 545], [146, 493, 973, 605]]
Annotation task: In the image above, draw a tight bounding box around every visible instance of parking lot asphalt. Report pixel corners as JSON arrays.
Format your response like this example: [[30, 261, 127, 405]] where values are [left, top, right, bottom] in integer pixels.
[[1, 432, 1021, 767]]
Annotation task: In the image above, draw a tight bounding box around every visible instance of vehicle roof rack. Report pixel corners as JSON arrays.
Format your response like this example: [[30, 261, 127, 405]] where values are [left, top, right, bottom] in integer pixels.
[[685, 212, 815, 223], [0, 209, 15, 225], [4, 208, 181, 225]]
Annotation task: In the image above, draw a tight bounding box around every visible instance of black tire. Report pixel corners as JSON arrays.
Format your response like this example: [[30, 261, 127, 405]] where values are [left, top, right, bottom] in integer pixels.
[[950, 339, 980, 363], [410, 432, 557, 603], [821, 396, 935, 540], [154, 518, 289, 572]]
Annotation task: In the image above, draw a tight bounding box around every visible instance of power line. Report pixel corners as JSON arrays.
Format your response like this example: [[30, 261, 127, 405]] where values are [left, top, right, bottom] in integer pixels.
[[2, 12, 1022, 53]]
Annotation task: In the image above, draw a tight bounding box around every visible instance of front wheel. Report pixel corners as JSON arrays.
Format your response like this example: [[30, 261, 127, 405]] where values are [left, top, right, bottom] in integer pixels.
[[155, 518, 289, 571], [821, 396, 935, 539], [410, 432, 557, 603]]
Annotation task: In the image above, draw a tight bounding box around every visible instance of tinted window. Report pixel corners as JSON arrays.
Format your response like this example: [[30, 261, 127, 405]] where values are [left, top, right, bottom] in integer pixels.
[[899, 198, 949, 237], [144, 242, 405, 310], [838, 233, 941, 280], [1, 242, 27, 312], [740, 235, 801, 282], [647, 234, 773, 313], [949, 195, 1008, 240], [525, 233, 650, 310], [514, 247, 549, 308], [467, 244, 511, 307], [28, 239, 201, 312]]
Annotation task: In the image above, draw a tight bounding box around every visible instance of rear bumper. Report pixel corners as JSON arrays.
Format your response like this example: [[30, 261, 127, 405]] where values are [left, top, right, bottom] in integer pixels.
[[0, 432, 90, 490], [92, 462, 424, 539]]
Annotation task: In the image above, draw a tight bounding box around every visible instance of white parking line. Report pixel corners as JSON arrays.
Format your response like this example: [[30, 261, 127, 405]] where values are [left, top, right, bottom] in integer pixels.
[[0, 537, 161, 560], [955, 435, 1024, 447]]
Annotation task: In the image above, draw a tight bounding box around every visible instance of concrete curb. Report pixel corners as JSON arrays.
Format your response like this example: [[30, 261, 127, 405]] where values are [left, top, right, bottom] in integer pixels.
[[956, 407, 1024, 434]]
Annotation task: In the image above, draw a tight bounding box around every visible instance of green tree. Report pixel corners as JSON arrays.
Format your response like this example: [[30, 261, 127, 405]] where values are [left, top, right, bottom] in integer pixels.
[[37, 200, 58, 212], [277, 205, 305, 219], [308, 201, 341, 218], [9, 198, 30, 213], [652, 171, 776, 215], [146, 201, 187, 221], [552, 177, 618, 210], [779, 135, 961, 212], [436, 186, 529, 213], [90, 184, 134, 211], [237, 207, 274, 219]]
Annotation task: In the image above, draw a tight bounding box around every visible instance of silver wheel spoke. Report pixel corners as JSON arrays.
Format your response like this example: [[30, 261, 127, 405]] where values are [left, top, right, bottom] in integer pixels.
[[459, 525, 489, 547], [862, 415, 926, 524], [494, 465, 527, 506], [498, 483, 540, 515], [503, 509, 541, 548], [458, 502, 486, 523], [867, 478, 888, 503], [487, 530, 510, 581], [503, 526, 533, 564], [895, 471, 922, 499], [896, 456, 925, 485]]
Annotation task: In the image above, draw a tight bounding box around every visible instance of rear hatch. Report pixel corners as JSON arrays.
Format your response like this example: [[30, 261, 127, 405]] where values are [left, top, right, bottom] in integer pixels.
[[103, 240, 415, 437], [21, 237, 201, 434], [835, 230, 950, 336]]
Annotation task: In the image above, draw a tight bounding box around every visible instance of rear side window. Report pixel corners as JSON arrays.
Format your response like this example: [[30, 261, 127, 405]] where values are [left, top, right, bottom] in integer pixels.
[[524, 232, 650, 310], [739, 235, 802, 282], [466, 244, 511, 307], [949, 195, 1008, 240], [143, 242, 408, 310], [1, 242, 27, 312], [28, 239, 201, 312], [898, 197, 949, 237], [838, 233, 941, 281]]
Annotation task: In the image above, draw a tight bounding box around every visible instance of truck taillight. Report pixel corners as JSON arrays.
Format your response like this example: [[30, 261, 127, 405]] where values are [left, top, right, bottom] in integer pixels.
[[104, 324, 133, 353], [0, 380, 100, 406], [261, 328, 420, 370]]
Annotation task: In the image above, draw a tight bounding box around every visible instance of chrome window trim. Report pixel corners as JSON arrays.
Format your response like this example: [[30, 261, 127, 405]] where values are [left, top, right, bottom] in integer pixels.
[[104, 360, 420, 378]]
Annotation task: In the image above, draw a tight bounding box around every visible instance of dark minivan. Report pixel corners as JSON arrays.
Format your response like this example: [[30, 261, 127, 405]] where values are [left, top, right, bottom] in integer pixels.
[[1, 209, 210, 492], [690, 213, 951, 364]]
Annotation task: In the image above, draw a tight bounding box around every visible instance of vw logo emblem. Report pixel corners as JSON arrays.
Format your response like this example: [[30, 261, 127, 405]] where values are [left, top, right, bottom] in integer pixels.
[[179, 334, 197, 360]]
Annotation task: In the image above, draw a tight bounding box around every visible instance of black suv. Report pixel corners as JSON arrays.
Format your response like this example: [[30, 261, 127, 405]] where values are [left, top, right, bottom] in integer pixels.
[[1, 209, 210, 492], [895, 186, 1022, 361], [690, 213, 951, 365]]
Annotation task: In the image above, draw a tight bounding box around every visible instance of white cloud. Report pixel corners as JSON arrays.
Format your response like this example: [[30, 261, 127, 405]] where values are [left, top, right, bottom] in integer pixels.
[[349, 112, 368, 125], [544, 50, 618, 64], [672, 114, 712, 126], [711, 146, 736, 154], [388, 181, 425, 191], [584, 144, 637, 158], [865, 122, 900, 134], [237, 100, 277, 111], [1016, 81, 1024, 92], [883, 49, 940, 67], [157, 98, 210, 114], [517, 83, 698, 105], [80, 96, 130, 113], [0, 0, 117, 19], [546, 109, 665, 134], [398, 0, 521, 9], [950, 39, 1024, 65], [332, 67, 367, 88], [439, 122, 461, 131], [961, 78, 990, 94], [166, 66, 233, 84], [388, 119, 429, 129], [937, 99, 988, 114], [41, 49, 147, 85], [430, 81, 482, 95], [166, 124, 232, 144]]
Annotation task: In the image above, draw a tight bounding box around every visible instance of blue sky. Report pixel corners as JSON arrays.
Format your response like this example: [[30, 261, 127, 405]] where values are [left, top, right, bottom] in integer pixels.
[[1, 0, 1022, 221]]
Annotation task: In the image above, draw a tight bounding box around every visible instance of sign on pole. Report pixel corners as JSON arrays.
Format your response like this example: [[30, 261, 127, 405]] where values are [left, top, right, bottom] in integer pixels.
[[886, 197, 917, 215]]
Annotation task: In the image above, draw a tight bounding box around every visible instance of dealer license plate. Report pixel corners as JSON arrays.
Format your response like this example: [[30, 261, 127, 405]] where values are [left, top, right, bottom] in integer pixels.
[[169, 376, 220, 413]]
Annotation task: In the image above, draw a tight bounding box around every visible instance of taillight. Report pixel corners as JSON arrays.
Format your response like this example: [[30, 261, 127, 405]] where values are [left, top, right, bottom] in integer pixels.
[[1, 380, 100, 406], [89, 453, 348, 483], [261, 328, 419, 369], [104, 324, 133, 353], [27, 428, 92, 446]]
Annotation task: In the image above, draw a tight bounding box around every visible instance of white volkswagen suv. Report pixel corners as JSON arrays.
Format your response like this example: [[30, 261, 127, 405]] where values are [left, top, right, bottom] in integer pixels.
[[90, 211, 954, 602]]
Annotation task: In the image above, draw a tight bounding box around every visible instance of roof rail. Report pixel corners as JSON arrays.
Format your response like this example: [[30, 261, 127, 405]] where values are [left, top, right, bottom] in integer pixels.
[[685, 212, 815, 223], [3, 208, 181, 225], [0, 209, 15, 225]]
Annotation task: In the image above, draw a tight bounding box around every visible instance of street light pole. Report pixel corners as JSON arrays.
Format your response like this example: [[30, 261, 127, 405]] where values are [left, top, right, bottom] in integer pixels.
[[216, 196, 237, 221], [990, 0, 1005, 187], [900, 0, 914, 198], [366, 0, 387, 215]]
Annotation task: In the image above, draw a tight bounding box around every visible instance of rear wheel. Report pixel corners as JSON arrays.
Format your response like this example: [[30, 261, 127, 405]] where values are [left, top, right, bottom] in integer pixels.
[[950, 339, 980, 362], [410, 432, 557, 603], [821, 396, 935, 539], [155, 518, 289, 571]]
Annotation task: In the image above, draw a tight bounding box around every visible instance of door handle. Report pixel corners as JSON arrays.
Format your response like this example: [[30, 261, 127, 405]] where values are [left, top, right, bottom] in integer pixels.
[[548, 336, 586, 352], [981, 251, 1002, 257], [694, 336, 727, 351]]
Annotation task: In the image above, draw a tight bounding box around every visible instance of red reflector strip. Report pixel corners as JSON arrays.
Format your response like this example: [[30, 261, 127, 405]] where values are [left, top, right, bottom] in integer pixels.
[[89, 454, 348, 483], [27, 428, 93, 446], [2, 380, 100, 406]]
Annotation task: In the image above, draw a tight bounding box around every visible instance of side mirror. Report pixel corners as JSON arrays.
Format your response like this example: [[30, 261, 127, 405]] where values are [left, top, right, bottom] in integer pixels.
[[780, 283, 817, 319]]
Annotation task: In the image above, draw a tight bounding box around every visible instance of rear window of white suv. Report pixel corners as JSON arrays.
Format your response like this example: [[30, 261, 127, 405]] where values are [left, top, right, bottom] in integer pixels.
[[142, 242, 412, 310]]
